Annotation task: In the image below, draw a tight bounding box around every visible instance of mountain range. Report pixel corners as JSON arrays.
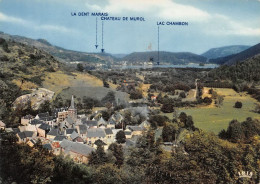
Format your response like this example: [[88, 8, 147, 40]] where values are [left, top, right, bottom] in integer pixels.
[[121, 51, 207, 64], [209, 43, 260, 65], [1, 31, 259, 66], [0, 32, 208, 65], [201, 45, 250, 59], [0, 32, 116, 64]]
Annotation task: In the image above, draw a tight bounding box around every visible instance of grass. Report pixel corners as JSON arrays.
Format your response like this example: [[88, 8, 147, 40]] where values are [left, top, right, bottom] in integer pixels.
[[43, 71, 103, 93], [12, 79, 38, 91], [162, 88, 260, 134], [43, 71, 129, 102], [140, 84, 151, 98]]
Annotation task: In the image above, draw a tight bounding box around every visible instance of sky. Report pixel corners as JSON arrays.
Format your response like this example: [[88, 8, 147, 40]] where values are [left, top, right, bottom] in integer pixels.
[[0, 0, 260, 54]]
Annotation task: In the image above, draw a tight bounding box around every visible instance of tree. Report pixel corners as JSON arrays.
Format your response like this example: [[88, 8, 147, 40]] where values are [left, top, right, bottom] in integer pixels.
[[103, 80, 110, 88], [93, 164, 123, 184], [101, 91, 116, 105], [52, 156, 93, 183], [179, 112, 187, 123], [149, 115, 169, 127], [241, 117, 260, 142], [108, 143, 124, 168], [0, 131, 55, 184], [38, 100, 51, 114], [88, 144, 109, 165], [255, 104, 260, 113], [77, 63, 84, 72], [0, 38, 10, 53], [157, 93, 163, 103], [116, 130, 126, 144], [203, 97, 212, 104], [225, 120, 245, 143], [162, 123, 179, 142], [219, 118, 260, 143], [185, 115, 195, 131], [161, 103, 174, 113], [83, 97, 101, 110], [101, 111, 110, 121], [129, 90, 143, 100], [234, 101, 242, 108], [179, 91, 186, 98], [215, 95, 224, 107]]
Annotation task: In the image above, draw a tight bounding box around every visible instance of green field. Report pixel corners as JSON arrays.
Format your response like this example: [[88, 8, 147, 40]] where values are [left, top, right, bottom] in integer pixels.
[[163, 88, 260, 134]]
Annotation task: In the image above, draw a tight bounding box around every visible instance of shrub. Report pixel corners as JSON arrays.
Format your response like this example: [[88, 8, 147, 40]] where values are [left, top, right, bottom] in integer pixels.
[[161, 103, 174, 113], [179, 91, 186, 98], [129, 90, 143, 100], [234, 101, 242, 108], [103, 80, 110, 88], [77, 63, 84, 72], [203, 97, 212, 104]]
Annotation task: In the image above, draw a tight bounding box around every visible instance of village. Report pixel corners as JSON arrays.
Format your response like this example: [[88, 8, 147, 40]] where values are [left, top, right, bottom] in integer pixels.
[[0, 95, 150, 164]]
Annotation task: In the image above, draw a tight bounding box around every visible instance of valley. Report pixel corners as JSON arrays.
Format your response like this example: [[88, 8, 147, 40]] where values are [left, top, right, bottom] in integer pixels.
[[1, 29, 260, 184]]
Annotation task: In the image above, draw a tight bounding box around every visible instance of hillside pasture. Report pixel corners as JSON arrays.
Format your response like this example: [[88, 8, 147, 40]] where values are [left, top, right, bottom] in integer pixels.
[[163, 88, 260, 134], [43, 71, 128, 103]]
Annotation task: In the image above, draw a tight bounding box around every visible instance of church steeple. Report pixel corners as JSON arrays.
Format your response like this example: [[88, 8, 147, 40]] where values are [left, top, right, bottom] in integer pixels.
[[69, 95, 75, 109], [68, 95, 77, 118]]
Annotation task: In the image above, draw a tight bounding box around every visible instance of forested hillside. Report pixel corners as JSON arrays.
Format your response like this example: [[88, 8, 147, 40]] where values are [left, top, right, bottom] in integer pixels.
[[209, 54, 260, 82], [122, 51, 207, 64], [0, 32, 115, 64], [202, 45, 250, 59], [209, 43, 260, 65], [0, 38, 73, 127]]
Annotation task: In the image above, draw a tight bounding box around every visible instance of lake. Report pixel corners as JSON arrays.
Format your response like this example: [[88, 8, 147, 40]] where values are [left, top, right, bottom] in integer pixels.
[[114, 63, 219, 70]]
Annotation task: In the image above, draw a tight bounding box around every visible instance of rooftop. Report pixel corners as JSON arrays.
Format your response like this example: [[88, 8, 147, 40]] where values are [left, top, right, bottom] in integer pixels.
[[30, 119, 44, 125], [66, 128, 77, 135], [105, 128, 113, 135], [38, 123, 51, 131], [22, 115, 34, 120], [60, 139, 95, 156], [54, 135, 67, 142], [126, 126, 145, 132], [78, 125, 87, 134], [82, 119, 98, 127], [87, 128, 106, 138], [43, 143, 53, 151], [17, 131, 34, 139], [47, 128, 60, 136], [37, 112, 49, 119], [70, 131, 80, 140]]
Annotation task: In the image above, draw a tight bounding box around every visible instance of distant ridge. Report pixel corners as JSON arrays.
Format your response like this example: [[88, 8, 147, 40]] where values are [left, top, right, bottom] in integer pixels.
[[0, 32, 116, 64], [209, 43, 260, 65], [202, 45, 250, 59], [121, 51, 207, 65]]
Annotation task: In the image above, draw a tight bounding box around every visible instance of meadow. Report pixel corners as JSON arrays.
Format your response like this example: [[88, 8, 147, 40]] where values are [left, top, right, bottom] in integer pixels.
[[164, 88, 260, 134], [42, 71, 128, 103]]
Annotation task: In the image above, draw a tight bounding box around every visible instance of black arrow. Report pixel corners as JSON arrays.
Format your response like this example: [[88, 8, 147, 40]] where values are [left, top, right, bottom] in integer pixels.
[[101, 21, 104, 53], [157, 26, 160, 65], [95, 17, 98, 49]]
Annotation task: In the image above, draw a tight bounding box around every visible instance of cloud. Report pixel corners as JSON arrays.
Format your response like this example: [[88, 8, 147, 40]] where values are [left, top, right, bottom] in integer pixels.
[[36, 24, 75, 33], [0, 12, 78, 34], [0, 12, 28, 24], [86, 0, 211, 22], [85, 0, 260, 36], [204, 14, 260, 36]]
